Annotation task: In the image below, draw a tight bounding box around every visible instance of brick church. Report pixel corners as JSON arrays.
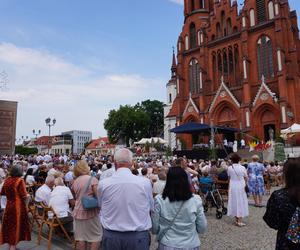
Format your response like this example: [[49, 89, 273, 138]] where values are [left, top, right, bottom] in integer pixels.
[[164, 0, 300, 149]]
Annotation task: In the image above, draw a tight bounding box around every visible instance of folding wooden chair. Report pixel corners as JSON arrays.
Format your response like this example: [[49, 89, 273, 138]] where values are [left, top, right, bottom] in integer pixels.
[[28, 198, 45, 233], [37, 203, 73, 250]]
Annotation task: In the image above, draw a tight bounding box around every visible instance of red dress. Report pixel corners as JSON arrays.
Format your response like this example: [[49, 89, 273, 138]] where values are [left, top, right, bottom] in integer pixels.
[[1, 177, 31, 245]]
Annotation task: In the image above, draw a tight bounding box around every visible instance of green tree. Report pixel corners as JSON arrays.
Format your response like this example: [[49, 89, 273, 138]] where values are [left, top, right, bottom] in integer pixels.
[[135, 99, 164, 137], [274, 142, 286, 162], [104, 105, 150, 146], [15, 146, 38, 155]]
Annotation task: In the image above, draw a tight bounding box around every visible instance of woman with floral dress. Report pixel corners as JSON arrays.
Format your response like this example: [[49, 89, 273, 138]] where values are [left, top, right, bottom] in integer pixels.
[[247, 155, 265, 207]]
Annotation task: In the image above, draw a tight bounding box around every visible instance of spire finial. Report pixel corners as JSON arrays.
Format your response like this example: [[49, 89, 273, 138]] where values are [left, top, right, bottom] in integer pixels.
[[261, 75, 265, 84], [171, 47, 177, 71], [221, 75, 224, 84]]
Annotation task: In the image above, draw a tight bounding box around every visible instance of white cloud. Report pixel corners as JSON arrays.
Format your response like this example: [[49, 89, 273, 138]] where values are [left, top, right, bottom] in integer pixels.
[[0, 42, 165, 138], [168, 0, 184, 5]]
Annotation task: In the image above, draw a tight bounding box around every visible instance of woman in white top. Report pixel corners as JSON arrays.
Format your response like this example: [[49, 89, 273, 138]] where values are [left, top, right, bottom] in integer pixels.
[[227, 154, 249, 227], [24, 168, 36, 186]]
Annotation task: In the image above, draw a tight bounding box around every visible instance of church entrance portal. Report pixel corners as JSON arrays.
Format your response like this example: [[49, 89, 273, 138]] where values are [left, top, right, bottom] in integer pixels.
[[264, 124, 275, 142]]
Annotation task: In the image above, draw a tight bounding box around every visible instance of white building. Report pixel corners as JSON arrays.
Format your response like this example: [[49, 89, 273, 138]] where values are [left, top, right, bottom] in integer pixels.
[[164, 52, 177, 150], [85, 137, 116, 156], [62, 130, 92, 154], [50, 134, 72, 155]]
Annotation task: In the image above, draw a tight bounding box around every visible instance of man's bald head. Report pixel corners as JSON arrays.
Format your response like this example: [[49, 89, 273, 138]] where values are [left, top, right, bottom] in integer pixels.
[[114, 148, 133, 169]]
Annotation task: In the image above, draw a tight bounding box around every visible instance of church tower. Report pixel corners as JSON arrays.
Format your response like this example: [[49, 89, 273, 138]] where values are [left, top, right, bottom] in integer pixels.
[[164, 50, 178, 150], [165, 0, 300, 149]]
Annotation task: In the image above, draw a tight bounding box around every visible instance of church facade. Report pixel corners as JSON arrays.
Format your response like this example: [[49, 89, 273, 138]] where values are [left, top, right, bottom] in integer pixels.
[[164, 0, 300, 149]]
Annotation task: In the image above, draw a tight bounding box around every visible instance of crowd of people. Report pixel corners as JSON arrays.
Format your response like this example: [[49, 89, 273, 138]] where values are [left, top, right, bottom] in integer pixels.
[[0, 150, 299, 250]]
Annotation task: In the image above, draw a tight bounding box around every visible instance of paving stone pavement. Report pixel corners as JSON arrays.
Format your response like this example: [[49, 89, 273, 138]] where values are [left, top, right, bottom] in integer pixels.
[[0, 195, 277, 250], [150, 201, 276, 250]]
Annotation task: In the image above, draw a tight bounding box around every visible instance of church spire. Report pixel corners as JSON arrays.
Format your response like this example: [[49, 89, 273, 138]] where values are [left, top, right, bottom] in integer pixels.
[[171, 47, 177, 77]]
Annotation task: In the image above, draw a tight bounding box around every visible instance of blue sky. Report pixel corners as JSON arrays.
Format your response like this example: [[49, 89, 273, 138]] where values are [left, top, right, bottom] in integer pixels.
[[0, 0, 299, 139]]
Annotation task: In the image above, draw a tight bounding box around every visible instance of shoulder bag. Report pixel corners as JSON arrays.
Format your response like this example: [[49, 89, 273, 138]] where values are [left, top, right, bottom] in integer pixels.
[[81, 176, 98, 209], [157, 201, 185, 243]]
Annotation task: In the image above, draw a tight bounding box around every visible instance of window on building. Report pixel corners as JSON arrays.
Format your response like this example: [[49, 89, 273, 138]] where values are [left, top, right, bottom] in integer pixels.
[[257, 36, 274, 79], [229, 49, 234, 73], [268, 1, 275, 19], [227, 18, 232, 35], [256, 0, 267, 23], [191, 0, 195, 12], [199, 0, 204, 9], [185, 35, 189, 50], [169, 93, 172, 103], [189, 59, 200, 94], [234, 46, 240, 83], [221, 11, 226, 36], [216, 23, 221, 38], [211, 34, 215, 41], [212, 54, 217, 86], [218, 53, 222, 72], [190, 23, 197, 49], [198, 31, 201, 45], [250, 9, 255, 27], [223, 51, 228, 74]]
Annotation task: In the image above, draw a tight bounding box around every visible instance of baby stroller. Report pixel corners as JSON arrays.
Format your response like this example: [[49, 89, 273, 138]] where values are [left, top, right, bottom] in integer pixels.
[[199, 182, 227, 219]]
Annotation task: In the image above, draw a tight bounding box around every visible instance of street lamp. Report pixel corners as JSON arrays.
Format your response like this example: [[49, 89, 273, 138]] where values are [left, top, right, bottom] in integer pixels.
[[45, 117, 56, 153], [32, 129, 41, 139]]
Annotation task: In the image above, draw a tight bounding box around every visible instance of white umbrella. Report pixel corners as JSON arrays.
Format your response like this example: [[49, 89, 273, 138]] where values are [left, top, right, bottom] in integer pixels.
[[281, 123, 300, 135], [135, 138, 150, 144], [150, 137, 167, 144]]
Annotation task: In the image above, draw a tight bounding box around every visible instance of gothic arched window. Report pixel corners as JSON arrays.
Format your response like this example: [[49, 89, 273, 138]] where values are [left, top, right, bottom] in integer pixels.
[[257, 36, 274, 79], [189, 59, 200, 94], [190, 23, 197, 49]]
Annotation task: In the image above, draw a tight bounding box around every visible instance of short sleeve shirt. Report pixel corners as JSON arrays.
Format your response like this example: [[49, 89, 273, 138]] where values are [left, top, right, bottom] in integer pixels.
[[49, 186, 73, 218]]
